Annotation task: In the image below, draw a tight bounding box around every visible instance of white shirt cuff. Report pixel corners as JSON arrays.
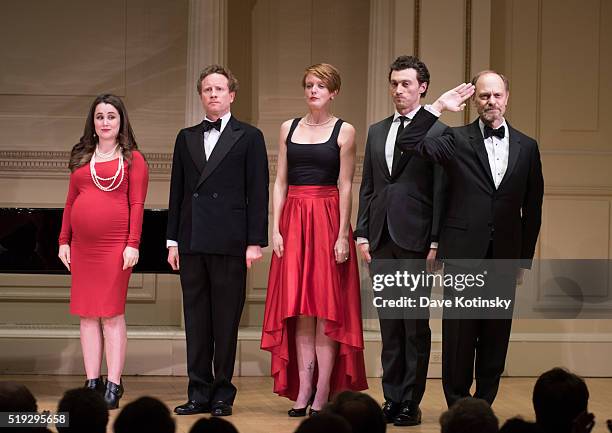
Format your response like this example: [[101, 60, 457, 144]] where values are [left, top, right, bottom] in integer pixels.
[[356, 237, 369, 245], [424, 104, 441, 117], [166, 240, 178, 248], [430, 242, 438, 249]]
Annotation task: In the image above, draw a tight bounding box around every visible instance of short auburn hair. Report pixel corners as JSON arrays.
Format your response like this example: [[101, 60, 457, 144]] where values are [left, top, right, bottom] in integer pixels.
[[302, 63, 341, 93]]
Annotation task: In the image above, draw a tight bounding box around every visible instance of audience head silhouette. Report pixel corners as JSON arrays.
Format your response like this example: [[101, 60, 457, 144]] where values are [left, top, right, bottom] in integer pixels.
[[113, 396, 175, 433], [499, 417, 539, 433], [532, 367, 589, 433], [294, 413, 351, 433], [324, 391, 386, 433], [57, 387, 108, 433], [439, 397, 499, 433], [0, 381, 37, 412], [189, 417, 239, 433]]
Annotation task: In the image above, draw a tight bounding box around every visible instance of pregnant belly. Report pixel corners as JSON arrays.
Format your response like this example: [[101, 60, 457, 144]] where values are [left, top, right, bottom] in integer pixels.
[[71, 193, 129, 244]]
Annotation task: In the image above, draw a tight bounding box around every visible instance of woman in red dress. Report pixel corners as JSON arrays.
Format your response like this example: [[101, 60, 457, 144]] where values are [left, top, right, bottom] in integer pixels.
[[58, 94, 148, 409], [261, 64, 368, 416]]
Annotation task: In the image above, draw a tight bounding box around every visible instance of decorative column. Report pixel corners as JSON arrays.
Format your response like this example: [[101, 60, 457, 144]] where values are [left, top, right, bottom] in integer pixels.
[[185, 0, 228, 126], [366, 0, 395, 127]]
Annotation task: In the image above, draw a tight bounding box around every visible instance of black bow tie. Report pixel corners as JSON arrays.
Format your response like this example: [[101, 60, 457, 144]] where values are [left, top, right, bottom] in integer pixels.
[[483, 125, 505, 139], [203, 118, 222, 132]]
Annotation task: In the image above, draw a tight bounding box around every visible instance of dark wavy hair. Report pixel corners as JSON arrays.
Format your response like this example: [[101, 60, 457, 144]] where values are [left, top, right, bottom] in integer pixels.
[[69, 94, 138, 172], [389, 55, 431, 97]]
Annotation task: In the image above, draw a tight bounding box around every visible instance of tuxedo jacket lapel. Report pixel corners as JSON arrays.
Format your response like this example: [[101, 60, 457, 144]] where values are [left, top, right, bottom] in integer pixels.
[[467, 120, 495, 188], [186, 122, 206, 174], [375, 116, 393, 180], [196, 116, 244, 190], [499, 123, 521, 189], [392, 144, 413, 179]]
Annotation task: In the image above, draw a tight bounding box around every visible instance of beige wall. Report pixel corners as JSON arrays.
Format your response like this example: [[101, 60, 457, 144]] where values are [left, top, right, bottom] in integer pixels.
[[490, 0, 612, 343], [0, 0, 188, 325], [1, 0, 611, 376]]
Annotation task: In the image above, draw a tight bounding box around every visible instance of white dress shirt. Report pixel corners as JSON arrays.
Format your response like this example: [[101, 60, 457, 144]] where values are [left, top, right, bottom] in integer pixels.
[[384, 106, 421, 174], [167, 112, 232, 248], [478, 119, 509, 189], [203, 111, 231, 160]]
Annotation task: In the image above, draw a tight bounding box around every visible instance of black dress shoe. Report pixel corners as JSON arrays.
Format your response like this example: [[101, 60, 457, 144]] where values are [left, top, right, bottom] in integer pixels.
[[84, 377, 106, 395], [174, 400, 211, 415], [382, 400, 401, 424], [393, 401, 422, 426], [211, 401, 232, 417], [308, 408, 320, 417], [103, 380, 124, 410]]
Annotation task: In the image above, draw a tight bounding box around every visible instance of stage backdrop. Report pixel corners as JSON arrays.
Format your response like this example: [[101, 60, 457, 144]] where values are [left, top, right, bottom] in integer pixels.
[[0, 0, 611, 378]]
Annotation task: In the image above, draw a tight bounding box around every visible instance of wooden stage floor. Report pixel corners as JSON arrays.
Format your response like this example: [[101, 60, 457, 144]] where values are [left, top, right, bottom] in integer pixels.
[[4, 375, 612, 433]]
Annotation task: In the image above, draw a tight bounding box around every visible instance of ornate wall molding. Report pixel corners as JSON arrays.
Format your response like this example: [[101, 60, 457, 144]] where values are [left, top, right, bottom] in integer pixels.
[[0, 150, 173, 180], [0, 150, 365, 183]]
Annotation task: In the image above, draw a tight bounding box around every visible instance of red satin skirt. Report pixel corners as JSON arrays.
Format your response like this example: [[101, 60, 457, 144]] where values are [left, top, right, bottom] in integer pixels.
[[261, 185, 368, 400]]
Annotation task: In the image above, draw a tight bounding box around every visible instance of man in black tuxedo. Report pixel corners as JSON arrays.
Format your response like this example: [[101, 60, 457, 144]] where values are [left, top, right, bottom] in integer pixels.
[[166, 65, 269, 416], [396, 72, 544, 407], [354, 56, 446, 426]]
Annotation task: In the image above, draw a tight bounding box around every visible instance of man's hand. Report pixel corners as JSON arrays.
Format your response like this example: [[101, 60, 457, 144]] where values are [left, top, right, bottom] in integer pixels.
[[431, 83, 475, 113], [572, 411, 595, 433], [58, 244, 71, 271], [272, 232, 284, 258], [357, 242, 371, 264], [246, 245, 263, 268], [167, 246, 179, 271], [426, 248, 441, 273]]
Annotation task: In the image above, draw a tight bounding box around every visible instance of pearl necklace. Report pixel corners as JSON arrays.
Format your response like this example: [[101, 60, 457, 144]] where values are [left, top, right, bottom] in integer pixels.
[[95, 144, 118, 160], [90, 150, 125, 192], [303, 115, 334, 126]]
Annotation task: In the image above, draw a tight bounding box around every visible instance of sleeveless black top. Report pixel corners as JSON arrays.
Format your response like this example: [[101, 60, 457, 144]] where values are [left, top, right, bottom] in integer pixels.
[[286, 118, 343, 186]]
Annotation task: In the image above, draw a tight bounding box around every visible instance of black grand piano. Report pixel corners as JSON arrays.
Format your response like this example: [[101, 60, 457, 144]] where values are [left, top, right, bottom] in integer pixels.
[[0, 208, 171, 273]]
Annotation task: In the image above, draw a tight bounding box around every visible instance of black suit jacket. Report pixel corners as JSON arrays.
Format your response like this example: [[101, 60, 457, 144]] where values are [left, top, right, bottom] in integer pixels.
[[354, 115, 447, 253], [166, 116, 269, 256], [396, 108, 544, 268]]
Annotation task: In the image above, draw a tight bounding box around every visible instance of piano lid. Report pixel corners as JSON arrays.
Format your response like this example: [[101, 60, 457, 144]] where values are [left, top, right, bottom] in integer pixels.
[[0, 208, 173, 274]]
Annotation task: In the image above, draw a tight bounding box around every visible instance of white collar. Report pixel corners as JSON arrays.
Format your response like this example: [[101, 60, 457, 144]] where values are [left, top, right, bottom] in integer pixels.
[[204, 111, 232, 133], [478, 118, 509, 139], [394, 105, 422, 122]]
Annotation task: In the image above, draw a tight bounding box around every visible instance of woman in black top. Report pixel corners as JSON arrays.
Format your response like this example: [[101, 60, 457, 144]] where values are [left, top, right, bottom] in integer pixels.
[[262, 63, 367, 416]]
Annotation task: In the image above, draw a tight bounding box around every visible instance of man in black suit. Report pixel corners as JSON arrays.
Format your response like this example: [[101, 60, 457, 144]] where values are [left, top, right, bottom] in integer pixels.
[[354, 55, 446, 426], [396, 72, 544, 407], [166, 65, 269, 416]]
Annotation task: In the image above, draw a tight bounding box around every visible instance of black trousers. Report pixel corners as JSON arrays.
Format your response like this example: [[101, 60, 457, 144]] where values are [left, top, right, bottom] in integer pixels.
[[179, 253, 246, 405], [441, 246, 515, 407], [370, 226, 431, 405]]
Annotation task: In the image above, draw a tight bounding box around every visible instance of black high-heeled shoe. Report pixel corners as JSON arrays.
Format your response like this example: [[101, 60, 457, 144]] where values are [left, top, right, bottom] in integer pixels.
[[288, 391, 316, 417], [288, 407, 308, 417], [84, 377, 105, 395], [309, 408, 320, 417], [104, 379, 124, 410]]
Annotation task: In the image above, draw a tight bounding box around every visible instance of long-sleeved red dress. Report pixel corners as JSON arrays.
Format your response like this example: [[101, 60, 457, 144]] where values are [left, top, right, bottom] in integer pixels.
[[59, 150, 148, 317]]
